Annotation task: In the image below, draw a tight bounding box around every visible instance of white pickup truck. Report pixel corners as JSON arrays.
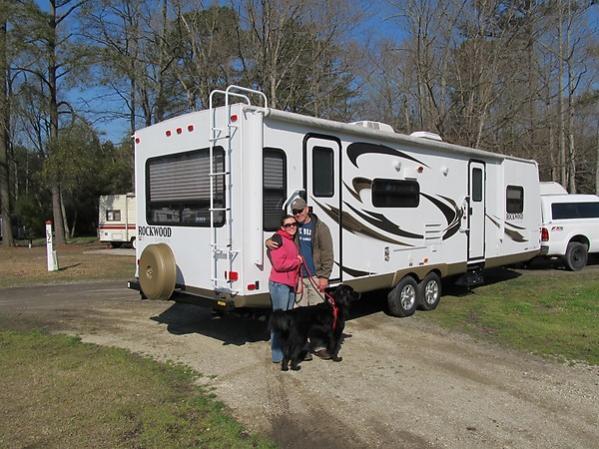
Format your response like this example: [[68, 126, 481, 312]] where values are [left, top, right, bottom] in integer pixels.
[[540, 183, 599, 271]]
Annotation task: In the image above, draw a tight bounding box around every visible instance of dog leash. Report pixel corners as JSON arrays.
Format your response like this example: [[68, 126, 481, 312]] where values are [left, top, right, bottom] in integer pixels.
[[299, 260, 339, 331]]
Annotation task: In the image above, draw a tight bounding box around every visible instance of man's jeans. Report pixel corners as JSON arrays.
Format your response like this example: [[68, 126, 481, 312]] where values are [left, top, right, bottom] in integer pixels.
[[269, 281, 296, 363]]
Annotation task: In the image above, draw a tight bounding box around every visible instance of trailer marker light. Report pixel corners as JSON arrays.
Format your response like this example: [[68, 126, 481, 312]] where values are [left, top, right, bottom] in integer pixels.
[[417, 166, 424, 173], [226, 271, 239, 281], [247, 283, 256, 290], [187, 125, 194, 132], [541, 227, 549, 242], [217, 300, 227, 307], [176, 127, 182, 134], [230, 114, 238, 122], [135, 137, 140, 144], [166, 130, 171, 137]]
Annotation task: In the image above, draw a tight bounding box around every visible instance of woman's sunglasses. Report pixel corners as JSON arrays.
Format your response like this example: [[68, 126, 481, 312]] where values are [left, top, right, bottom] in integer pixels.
[[283, 222, 297, 228]]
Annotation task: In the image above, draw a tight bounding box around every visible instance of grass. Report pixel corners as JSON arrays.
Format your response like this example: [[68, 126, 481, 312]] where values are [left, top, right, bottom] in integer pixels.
[[0, 330, 275, 449], [0, 240, 135, 288], [419, 266, 599, 365]]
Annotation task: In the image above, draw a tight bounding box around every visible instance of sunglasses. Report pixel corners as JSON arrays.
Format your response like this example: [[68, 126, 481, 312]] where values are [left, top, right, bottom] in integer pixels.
[[292, 209, 304, 215], [283, 222, 297, 228]]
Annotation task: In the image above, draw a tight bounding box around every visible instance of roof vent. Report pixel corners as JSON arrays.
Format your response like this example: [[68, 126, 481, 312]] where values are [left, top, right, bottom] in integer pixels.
[[349, 121, 394, 133], [410, 131, 443, 142]]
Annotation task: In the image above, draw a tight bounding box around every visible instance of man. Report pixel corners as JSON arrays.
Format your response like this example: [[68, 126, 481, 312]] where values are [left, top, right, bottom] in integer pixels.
[[266, 197, 334, 358]]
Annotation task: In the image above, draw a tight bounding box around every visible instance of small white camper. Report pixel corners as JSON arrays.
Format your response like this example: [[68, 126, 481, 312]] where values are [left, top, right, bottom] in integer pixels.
[[129, 86, 541, 316], [98, 193, 136, 248]]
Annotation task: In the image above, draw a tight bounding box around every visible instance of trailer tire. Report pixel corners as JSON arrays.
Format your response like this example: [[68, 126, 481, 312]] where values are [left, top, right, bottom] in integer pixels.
[[110, 242, 123, 249], [387, 276, 418, 317], [563, 242, 587, 271], [417, 272, 442, 311], [139, 243, 176, 300]]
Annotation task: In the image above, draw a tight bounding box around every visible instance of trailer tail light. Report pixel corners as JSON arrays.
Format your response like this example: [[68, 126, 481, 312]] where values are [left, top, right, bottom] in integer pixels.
[[541, 227, 549, 242], [187, 124, 194, 132], [166, 130, 171, 137], [176, 127, 182, 134], [226, 271, 239, 281], [135, 137, 140, 144], [247, 283, 256, 291], [230, 114, 238, 122]]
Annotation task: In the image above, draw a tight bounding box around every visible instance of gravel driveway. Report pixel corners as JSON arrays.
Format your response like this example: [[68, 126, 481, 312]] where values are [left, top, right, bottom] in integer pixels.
[[0, 281, 597, 449]]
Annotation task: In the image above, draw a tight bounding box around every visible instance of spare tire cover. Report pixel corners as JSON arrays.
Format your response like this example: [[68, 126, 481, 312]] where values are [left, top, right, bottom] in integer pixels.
[[139, 243, 176, 300]]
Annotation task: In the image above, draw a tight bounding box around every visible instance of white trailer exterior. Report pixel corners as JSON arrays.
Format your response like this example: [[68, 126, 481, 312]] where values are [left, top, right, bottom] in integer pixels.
[[131, 87, 541, 312], [98, 193, 137, 247]]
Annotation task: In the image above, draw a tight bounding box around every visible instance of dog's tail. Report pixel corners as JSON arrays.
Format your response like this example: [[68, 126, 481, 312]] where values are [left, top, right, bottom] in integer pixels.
[[269, 310, 292, 334]]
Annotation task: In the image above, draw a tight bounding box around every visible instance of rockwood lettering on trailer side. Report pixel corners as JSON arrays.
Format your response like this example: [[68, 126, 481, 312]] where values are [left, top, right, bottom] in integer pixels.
[[138, 226, 172, 238]]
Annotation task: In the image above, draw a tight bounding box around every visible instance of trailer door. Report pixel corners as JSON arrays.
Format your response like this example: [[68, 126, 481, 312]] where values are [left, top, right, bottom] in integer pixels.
[[468, 161, 486, 261], [304, 135, 341, 283]]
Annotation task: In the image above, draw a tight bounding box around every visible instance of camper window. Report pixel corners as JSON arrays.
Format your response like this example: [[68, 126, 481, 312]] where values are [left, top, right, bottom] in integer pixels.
[[472, 168, 483, 202], [313, 147, 334, 197], [552, 202, 599, 220], [263, 148, 287, 231], [506, 186, 524, 214], [372, 179, 420, 208], [106, 210, 121, 221], [146, 147, 225, 227]]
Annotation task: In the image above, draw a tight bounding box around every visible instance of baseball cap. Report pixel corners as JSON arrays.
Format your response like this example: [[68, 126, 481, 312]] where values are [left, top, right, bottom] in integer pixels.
[[291, 197, 307, 210]]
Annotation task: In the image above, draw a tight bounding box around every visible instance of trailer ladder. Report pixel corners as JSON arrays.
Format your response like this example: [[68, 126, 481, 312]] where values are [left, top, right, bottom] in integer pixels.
[[208, 85, 268, 293]]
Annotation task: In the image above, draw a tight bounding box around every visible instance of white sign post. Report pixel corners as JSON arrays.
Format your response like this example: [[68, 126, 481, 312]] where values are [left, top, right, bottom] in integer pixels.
[[45, 220, 59, 272]]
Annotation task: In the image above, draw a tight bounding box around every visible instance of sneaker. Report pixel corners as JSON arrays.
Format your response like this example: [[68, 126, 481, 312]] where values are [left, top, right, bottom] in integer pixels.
[[313, 349, 332, 360], [272, 359, 282, 364]]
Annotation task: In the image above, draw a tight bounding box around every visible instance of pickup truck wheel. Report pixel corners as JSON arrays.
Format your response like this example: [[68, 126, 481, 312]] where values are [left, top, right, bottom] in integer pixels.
[[417, 272, 442, 311], [387, 276, 418, 317], [139, 243, 176, 299], [564, 242, 588, 271]]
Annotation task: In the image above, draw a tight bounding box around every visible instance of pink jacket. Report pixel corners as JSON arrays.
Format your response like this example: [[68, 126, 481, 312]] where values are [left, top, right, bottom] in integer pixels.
[[268, 230, 301, 288]]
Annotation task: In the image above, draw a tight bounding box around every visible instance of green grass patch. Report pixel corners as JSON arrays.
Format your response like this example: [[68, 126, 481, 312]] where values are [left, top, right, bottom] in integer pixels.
[[0, 330, 276, 449], [420, 268, 599, 365]]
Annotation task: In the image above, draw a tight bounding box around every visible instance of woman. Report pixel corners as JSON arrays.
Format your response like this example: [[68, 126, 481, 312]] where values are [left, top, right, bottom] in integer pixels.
[[268, 214, 303, 363]]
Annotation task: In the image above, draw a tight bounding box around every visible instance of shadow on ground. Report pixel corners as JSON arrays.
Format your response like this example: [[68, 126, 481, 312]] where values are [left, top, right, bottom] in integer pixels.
[[151, 302, 270, 346], [152, 266, 526, 344]]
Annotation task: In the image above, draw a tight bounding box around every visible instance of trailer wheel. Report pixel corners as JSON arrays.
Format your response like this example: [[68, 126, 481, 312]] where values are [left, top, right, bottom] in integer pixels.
[[387, 276, 418, 317], [564, 242, 588, 271], [417, 272, 442, 311], [139, 243, 176, 300], [130, 237, 137, 249]]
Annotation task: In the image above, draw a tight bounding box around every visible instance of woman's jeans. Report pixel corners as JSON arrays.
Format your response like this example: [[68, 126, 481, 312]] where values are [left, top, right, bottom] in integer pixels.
[[269, 280, 296, 362]]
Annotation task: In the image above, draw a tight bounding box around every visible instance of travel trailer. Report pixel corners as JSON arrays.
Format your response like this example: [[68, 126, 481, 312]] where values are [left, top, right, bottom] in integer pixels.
[[129, 86, 541, 316], [98, 193, 136, 248]]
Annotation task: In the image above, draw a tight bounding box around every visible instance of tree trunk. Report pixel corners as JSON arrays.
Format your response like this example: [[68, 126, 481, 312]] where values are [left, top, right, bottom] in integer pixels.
[[49, 0, 65, 244], [595, 118, 599, 195], [60, 189, 70, 239], [0, 3, 13, 246], [557, 0, 567, 189]]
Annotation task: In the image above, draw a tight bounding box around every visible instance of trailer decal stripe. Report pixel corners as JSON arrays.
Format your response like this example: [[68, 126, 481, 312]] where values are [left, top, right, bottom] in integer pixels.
[[345, 203, 423, 239], [338, 264, 370, 277], [313, 199, 413, 247], [347, 142, 429, 168], [486, 214, 528, 242]]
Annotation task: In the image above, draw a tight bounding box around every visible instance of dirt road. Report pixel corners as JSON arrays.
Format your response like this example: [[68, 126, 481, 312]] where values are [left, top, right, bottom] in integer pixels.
[[0, 281, 597, 449]]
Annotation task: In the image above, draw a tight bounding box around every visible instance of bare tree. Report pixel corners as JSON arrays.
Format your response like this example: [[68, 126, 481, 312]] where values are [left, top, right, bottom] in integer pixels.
[[0, 0, 13, 245]]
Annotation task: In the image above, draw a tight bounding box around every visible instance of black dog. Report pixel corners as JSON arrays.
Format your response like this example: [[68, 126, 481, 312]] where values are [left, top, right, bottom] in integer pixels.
[[269, 285, 359, 371]]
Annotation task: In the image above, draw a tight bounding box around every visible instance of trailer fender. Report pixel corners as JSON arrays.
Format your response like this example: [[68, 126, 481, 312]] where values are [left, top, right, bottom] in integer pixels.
[[139, 243, 177, 300]]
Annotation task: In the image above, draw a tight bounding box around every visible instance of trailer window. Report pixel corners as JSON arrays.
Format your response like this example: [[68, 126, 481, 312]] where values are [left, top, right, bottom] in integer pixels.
[[313, 147, 334, 197], [506, 186, 524, 214], [372, 179, 420, 208], [146, 147, 225, 227], [106, 210, 121, 221], [263, 149, 287, 231], [472, 168, 483, 202], [552, 202, 599, 219]]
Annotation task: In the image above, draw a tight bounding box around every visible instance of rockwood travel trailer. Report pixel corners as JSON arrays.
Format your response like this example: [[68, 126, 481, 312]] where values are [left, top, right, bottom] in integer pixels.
[[98, 193, 137, 248], [129, 86, 541, 316]]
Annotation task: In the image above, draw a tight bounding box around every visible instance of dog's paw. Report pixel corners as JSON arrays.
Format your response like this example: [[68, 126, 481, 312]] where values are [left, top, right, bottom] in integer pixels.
[[281, 365, 289, 371], [291, 364, 302, 371], [331, 355, 343, 362]]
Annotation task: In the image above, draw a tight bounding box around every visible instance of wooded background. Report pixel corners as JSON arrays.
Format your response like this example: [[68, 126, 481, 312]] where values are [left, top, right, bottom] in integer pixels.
[[0, 0, 597, 245]]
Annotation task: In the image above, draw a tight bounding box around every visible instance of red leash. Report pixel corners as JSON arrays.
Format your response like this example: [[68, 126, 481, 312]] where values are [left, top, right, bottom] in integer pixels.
[[299, 260, 339, 331]]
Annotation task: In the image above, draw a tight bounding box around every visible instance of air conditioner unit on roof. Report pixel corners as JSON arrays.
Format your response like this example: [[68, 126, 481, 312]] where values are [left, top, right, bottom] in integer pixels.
[[349, 121, 394, 133]]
